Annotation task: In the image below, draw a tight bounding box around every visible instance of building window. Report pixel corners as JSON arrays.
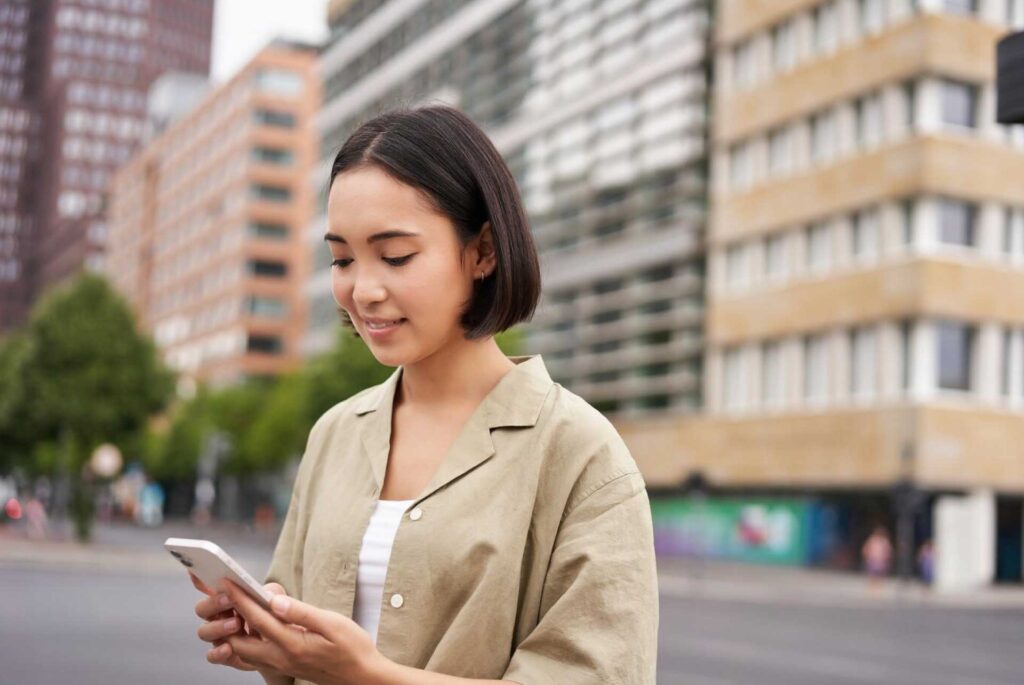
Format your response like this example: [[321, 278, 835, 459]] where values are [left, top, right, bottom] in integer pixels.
[[723, 347, 744, 409], [811, 109, 836, 164], [804, 334, 829, 402], [733, 40, 755, 89], [938, 198, 976, 247], [254, 69, 303, 96], [252, 147, 294, 165], [253, 109, 296, 128], [248, 221, 289, 240], [855, 92, 883, 149], [247, 334, 283, 355], [247, 259, 287, 277], [772, 19, 797, 73], [768, 126, 793, 176], [850, 327, 877, 397], [807, 222, 832, 271], [940, 79, 978, 129], [251, 184, 291, 203], [765, 233, 788, 280], [852, 209, 880, 261], [859, 0, 885, 35], [943, 0, 977, 16], [813, 1, 839, 55], [762, 340, 784, 406], [725, 243, 748, 290], [247, 296, 287, 318], [936, 321, 974, 391], [899, 319, 912, 391]]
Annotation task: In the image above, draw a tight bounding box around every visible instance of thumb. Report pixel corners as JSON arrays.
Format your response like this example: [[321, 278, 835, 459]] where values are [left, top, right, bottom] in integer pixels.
[[270, 594, 331, 634]]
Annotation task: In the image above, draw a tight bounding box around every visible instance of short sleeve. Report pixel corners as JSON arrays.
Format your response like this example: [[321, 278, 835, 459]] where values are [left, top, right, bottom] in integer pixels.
[[502, 471, 659, 685], [263, 477, 303, 597]]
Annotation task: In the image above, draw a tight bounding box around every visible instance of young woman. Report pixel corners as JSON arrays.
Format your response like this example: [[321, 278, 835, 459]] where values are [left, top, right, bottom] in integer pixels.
[[191, 105, 659, 684]]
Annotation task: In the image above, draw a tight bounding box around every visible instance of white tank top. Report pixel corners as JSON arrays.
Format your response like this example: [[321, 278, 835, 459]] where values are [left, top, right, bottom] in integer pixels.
[[353, 497, 415, 644]]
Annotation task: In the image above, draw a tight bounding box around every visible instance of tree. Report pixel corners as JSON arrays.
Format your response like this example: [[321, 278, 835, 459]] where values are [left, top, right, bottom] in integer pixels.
[[11, 273, 175, 540]]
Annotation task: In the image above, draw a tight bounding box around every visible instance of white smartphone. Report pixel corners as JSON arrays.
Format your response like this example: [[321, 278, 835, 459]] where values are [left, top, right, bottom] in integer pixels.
[[164, 537, 273, 611]]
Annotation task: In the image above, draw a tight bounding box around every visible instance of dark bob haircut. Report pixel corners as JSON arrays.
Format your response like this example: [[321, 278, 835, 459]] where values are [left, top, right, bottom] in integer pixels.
[[329, 105, 541, 341]]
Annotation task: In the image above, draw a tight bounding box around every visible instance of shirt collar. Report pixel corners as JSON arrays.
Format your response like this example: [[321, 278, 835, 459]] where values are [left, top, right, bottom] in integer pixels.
[[352, 354, 553, 429]]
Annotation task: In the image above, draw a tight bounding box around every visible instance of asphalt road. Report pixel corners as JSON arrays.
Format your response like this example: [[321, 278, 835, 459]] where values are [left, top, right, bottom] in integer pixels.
[[3, 561, 1023, 685]]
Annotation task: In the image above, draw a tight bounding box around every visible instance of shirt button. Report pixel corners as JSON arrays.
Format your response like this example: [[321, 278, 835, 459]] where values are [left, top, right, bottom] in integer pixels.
[[409, 507, 422, 521], [390, 593, 404, 608]]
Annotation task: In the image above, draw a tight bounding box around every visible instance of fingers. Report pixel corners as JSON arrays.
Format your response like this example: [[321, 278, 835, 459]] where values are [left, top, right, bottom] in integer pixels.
[[197, 614, 244, 644], [194, 591, 234, 621], [264, 582, 286, 596], [206, 641, 258, 671], [222, 579, 288, 646]]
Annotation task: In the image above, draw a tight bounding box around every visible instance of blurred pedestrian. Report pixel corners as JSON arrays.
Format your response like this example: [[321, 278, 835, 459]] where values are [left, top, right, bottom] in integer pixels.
[[917, 539, 935, 586], [25, 496, 48, 540], [862, 525, 893, 591]]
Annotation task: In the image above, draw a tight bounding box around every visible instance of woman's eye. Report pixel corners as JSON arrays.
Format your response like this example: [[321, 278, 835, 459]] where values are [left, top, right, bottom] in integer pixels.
[[384, 254, 415, 266], [331, 258, 352, 268]]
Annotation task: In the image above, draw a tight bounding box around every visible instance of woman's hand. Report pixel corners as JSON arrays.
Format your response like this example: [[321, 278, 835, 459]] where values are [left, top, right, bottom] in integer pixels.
[[218, 577, 388, 685], [190, 572, 291, 678]]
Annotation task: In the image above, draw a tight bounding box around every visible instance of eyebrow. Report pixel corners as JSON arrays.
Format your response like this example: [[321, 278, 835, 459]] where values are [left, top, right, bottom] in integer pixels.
[[323, 229, 421, 245]]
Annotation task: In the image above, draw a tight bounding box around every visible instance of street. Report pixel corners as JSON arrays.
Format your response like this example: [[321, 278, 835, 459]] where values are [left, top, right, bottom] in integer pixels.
[[2, 522, 1023, 684]]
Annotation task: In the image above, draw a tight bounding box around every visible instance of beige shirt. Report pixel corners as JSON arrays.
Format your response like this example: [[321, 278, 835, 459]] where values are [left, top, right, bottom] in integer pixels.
[[264, 354, 659, 684]]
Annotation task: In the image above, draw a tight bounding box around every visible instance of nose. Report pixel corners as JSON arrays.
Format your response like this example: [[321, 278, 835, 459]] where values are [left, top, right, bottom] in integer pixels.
[[350, 267, 387, 308]]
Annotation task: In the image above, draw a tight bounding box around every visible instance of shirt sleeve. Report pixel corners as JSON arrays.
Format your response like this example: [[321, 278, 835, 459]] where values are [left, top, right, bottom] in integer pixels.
[[502, 471, 660, 685]]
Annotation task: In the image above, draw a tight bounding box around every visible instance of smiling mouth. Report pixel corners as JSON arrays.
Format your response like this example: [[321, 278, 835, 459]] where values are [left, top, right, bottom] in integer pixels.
[[365, 318, 406, 330]]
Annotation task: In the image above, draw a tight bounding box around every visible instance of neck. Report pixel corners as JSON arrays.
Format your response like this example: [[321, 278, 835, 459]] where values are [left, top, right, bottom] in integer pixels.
[[397, 336, 517, 409]]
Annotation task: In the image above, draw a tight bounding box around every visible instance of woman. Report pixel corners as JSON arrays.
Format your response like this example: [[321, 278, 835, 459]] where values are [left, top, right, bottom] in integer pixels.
[[191, 105, 659, 684]]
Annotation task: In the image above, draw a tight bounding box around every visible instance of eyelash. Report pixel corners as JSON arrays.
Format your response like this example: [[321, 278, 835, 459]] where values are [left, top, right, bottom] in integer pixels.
[[331, 254, 416, 269]]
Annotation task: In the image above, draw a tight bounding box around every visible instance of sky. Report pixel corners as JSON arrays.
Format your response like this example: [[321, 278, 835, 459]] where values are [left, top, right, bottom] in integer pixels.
[[211, 0, 330, 83]]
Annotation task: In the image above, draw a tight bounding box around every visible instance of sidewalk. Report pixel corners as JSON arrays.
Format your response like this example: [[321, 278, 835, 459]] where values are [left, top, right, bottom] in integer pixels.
[[656, 556, 1024, 611], [0, 517, 277, 575]]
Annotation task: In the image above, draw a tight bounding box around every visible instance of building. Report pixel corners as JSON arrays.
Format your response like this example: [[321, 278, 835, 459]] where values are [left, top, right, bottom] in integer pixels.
[[105, 41, 320, 388], [619, 0, 1024, 583], [0, 0, 214, 332], [309, 0, 710, 419]]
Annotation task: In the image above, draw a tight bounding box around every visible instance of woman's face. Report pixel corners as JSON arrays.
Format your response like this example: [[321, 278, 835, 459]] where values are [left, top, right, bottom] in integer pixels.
[[325, 166, 491, 367]]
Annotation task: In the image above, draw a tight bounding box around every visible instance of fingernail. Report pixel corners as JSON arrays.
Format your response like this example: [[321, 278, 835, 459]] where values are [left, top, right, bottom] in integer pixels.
[[223, 618, 238, 632], [271, 595, 289, 615], [217, 594, 230, 607]]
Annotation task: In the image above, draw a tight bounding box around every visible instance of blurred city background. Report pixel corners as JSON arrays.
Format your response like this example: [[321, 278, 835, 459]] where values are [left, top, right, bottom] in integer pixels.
[[2, 0, 1024, 683]]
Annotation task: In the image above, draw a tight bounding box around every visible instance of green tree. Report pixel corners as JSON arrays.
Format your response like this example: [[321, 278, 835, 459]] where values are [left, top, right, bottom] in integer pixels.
[[11, 273, 175, 540]]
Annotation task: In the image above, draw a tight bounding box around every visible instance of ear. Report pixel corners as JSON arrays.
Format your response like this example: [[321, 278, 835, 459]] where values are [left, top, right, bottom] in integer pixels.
[[472, 221, 497, 276]]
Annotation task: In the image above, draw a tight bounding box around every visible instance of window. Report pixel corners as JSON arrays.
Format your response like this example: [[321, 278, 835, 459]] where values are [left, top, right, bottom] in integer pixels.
[[733, 40, 755, 89], [730, 141, 753, 188], [762, 341, 783, 406], [768, 127, 792, 175], [765, 233, 788, 279], [772, 19, 797, 73], [252, 147, 294, 165], [247, 334, 283, 355], [251, 184, 291, 203], [723, 347, 744, 409], [811, 110, 836, 163], [807, 222, 832, 271], [938, 198, 976, 247], [850, 327, 877, 397], [899, 319, 912, 391], [804, 334, 829, 401], [943, 0, 977, 15], [936, 321, 974, 391], [725, 243, 748, 290], [253, 109, 296, 128], [941, 79, 978, 129], [855, 92, 883, 149], [859, 0, 885, 35], [248, 221, 289, 240], [813, 1, 839, 55], [254, 69, 303, 96], [247, 296, 287, 318], [247, 259, 287, 277], [852, 209, 880, 261]]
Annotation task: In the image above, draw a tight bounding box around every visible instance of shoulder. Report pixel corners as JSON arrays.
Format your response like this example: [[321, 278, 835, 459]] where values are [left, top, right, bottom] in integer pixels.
[[540, 383, 645, 515]]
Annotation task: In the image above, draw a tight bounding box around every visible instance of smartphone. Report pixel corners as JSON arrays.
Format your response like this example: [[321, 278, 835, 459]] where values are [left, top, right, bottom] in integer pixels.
[[164, 537, 273, 611]]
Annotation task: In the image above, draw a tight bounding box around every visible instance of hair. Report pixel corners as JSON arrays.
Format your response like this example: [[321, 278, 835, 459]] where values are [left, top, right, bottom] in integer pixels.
[[328, 104, 541, 341]]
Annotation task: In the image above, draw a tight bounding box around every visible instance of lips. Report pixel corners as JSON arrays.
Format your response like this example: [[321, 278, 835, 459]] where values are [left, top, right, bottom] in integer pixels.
[[364, 318, 406, 330]]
